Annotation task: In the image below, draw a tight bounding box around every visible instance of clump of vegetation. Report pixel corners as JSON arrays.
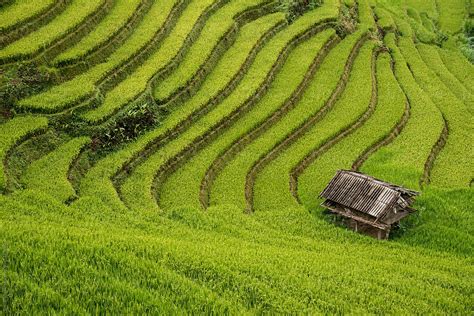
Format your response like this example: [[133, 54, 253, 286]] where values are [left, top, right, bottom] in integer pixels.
[[0, 64, 56, 117], [279, 0, 322, 23], [337, 4, 357, 36], [93, 102, 157, 151], [460, 18, 474, 62]]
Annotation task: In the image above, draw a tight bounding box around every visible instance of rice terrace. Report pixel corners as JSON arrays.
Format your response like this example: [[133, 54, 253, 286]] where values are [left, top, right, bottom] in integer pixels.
[[0, 0, 473, 313]]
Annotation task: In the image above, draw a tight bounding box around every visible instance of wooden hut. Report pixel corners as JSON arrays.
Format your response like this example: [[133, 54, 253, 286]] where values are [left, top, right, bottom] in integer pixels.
[[319, 170, 419, 239]]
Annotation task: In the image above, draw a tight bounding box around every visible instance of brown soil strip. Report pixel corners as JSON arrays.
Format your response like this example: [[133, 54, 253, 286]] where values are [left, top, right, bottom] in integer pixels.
[[199, 33, 340, 209], [420, 116, 448, 187], [66, 142, 93, 203], [244, 32, 370, 212]]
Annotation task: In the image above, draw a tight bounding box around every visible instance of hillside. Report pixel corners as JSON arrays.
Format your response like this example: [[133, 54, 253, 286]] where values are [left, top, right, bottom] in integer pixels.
[[1, 0, 473, 313]]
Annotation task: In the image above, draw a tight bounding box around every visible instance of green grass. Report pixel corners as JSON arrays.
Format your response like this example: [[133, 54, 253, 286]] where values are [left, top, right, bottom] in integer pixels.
[[358, 0, 377, 30], [0, 116, 48, 191], [0, 0, 54, 31], [403, 0, 438, 20], [81, 0, 219, 123], [436, 0, 467, 35], [373, 5, 395, 31], [53, 0, 142, 65], [2, 187, 472, 313], [0, 0, 104, 62], [17, 0, 178, 112], [21, 137, 90, 203], [397, 35, 474, 188], [406, 8, 439, 43], [437, 46, 474, 95], [243, 30, 369, 212], [417, 42, 474, 112]]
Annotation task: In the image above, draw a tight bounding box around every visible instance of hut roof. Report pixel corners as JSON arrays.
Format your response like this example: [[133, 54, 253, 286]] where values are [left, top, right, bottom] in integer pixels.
[[319, 170, 419, 218]]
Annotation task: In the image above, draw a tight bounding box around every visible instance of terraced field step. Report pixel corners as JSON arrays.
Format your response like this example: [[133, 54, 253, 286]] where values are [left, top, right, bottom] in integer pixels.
[[81, 0, 232, 123], [290, 46, 380, 204], [437, 48, 474, 95], [152, 0, 278, 104], [296, 53, 410, 211], [397, 34, 474, 188], [0, 0, 69, 48], [83, 0, 283, 134], [421, 116, 448, 187], [0, 116, 48, 192], [16, 0, 182, 112], [359, 33, 443, 189], [0, 0, 112, 64], [354, 99, 410, 170], [199, 31, 339, 209], [21, 137, 90, 203], [155, 27, 341, 210], [111, 14, 287, 186], [417, 43, 474, 113], [53, 0, 147, 69]]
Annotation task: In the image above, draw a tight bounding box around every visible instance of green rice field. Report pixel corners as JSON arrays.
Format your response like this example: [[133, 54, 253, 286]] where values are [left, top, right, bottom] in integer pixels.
[[1, 0, 473, 313]]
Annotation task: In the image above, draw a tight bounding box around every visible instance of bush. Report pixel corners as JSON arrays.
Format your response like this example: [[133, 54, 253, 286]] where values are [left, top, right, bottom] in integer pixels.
[[94, 102, 156, 150], [279, 0, 322, 23]]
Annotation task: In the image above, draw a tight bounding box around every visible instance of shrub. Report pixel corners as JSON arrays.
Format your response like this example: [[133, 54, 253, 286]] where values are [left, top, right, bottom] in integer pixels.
[[279, 0, 322, 23]]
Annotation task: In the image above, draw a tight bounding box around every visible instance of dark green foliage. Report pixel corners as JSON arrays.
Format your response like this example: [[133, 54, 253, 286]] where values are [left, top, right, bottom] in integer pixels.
[[460, 18, 474, 62], [0, 0, 13, 7], [336, 3, 357, 36], [0, 64, 56, 115], [95, 102, 157, 150], [279, 0, 322, 23]]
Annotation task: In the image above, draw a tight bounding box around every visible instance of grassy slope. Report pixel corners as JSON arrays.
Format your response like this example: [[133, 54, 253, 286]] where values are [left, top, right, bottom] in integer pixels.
[[2, 187, 473, 313]]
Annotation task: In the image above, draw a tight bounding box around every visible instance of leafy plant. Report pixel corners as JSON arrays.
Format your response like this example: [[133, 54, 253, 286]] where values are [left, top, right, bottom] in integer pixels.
[[278, 0, 322, 23], [95, 102, 156, 150]]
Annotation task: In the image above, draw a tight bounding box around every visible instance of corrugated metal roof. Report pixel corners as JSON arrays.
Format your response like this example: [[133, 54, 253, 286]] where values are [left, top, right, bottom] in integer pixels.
[[320, 170, 404, 218]]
